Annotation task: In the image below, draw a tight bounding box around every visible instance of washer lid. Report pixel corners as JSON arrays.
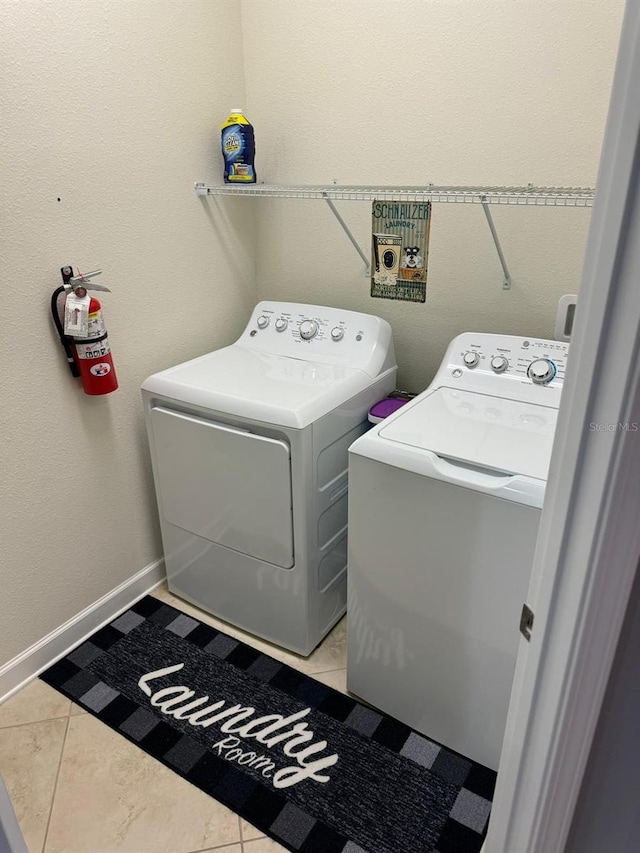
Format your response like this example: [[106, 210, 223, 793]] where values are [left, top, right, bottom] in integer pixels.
[[141, 345, 375, 428], [379, 387, 558, 480]]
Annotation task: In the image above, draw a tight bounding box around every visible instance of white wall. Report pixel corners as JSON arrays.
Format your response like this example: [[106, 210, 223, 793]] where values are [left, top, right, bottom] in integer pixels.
[[241, 0, 624, 389], [0, 0, 625, 672], [0, 0, 256, 667]]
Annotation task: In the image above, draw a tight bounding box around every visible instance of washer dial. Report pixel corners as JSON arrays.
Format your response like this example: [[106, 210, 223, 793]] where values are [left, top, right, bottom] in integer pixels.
[[491, 355, 509, 374], [256, 315, 269, 329], [275, 318, 288, 332], [463, 351, 480, 368], [299, 319, 319, 340], [527, 358, 557, 385], [331, 327, 344, 341]]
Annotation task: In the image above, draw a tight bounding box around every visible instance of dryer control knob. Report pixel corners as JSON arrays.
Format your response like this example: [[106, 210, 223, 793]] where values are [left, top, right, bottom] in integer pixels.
[[331, 327, 344, 341], [299, 319, 319, 340], [275, 318, 288, 332], [257, 315, 270, 329], [528, 358, 557, 385], [491, 355, 509, 373], [463, 351, 480, 368]]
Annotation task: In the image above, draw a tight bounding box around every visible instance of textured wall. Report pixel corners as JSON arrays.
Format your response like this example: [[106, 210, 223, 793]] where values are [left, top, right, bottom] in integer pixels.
[[0, 0, 256, 666], [241, 0, 624, 390], [0, 0, 625, 669]]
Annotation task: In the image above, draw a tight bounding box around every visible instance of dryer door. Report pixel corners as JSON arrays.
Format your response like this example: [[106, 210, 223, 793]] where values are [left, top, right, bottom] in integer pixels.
[[150, 407, 294, 568]]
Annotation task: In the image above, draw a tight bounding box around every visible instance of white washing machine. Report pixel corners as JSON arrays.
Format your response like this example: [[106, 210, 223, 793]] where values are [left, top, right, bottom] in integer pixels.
[[142, 301, 396, 655], [346, 332, 569, 769]]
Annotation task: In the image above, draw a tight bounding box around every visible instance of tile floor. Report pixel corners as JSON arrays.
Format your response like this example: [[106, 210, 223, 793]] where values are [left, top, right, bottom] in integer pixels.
[[0, 585, 349, 853]]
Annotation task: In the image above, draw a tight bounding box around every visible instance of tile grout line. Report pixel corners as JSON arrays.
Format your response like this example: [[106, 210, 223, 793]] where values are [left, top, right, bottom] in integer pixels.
[[0, 713, 71, 731], [310, 665, 346, 675], [238, 813, 244, 853], [40, 711, 71, 853], [185, 841, 245, 852]]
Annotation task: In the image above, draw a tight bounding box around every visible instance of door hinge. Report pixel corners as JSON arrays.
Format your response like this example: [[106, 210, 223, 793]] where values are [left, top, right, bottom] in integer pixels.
[[520, 603, 534, 641]]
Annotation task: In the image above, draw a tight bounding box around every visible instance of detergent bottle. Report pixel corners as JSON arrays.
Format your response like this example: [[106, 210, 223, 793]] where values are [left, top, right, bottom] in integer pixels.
[[221, 108, 256, 183]]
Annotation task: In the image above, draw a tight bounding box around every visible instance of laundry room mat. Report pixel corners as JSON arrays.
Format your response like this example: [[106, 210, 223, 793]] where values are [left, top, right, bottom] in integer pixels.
[[40, 595, 495, 853]]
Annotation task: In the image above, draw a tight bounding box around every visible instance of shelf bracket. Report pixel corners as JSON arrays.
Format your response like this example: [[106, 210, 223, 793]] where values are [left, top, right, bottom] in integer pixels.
[[322, 193, 370, 275], [480, 196, 512, 290]]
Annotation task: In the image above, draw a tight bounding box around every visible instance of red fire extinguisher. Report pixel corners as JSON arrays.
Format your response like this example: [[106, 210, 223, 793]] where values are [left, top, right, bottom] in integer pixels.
[[51, 266, 119, 395]]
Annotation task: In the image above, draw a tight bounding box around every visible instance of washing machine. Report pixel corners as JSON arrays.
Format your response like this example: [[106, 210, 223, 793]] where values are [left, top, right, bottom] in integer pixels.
[[142, 301, 396, 655], [346, 332, 569, 769]]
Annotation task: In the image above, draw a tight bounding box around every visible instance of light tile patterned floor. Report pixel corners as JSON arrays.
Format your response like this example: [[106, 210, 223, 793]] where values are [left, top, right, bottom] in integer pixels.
[[0, 584, 350, 853]]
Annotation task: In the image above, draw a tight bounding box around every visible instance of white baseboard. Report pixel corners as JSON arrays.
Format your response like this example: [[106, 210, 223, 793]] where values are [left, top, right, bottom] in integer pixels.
[[0, 559, 165, 704]]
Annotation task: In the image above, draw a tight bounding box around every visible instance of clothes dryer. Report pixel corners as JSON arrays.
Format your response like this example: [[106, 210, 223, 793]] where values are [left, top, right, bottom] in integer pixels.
[[142, 302, 396, 655], [346, 332, 569, 769]]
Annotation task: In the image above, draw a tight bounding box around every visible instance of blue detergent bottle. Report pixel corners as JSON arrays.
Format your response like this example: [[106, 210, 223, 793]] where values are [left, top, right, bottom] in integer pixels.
[[221, 108, 256, 183]]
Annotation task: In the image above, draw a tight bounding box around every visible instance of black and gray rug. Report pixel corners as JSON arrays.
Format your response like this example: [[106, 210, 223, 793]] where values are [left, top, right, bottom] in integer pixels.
[[41, 595, 495, 853]]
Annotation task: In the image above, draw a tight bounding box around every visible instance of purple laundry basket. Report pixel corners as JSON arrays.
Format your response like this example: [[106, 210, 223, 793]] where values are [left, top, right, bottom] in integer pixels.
[[368, 396, 411, 424]]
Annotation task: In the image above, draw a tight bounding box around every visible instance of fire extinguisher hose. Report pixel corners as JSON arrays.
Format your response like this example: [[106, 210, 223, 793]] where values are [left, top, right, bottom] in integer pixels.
[[50, 285, 81, 377]]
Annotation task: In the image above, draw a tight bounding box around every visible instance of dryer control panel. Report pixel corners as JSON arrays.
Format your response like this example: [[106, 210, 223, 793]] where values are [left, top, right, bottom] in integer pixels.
[[236, 301, 397, 378], [438, 332, 570, 408]]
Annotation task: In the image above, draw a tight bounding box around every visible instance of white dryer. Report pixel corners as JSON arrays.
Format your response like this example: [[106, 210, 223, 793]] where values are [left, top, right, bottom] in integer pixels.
[[142, 301, 396, 655], [346, 332, 569, 769]]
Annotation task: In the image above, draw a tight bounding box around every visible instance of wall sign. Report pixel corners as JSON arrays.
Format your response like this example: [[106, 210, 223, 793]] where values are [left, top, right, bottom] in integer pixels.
[[370, 200, 431, 302]]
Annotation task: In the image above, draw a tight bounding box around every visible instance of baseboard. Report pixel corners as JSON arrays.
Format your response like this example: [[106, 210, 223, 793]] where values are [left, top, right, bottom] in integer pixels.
[[0, 558, 165, 704]]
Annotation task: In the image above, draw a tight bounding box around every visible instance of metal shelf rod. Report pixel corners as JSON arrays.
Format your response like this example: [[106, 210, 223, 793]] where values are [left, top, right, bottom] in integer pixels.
[[481, 197, 512, 290], [322, 194, 370, 274], [195, 182, 595, 206]]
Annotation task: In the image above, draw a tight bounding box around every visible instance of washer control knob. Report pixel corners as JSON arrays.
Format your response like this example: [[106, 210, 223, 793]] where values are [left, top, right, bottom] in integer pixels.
[[491, 355, 509, 374], [528, 358, 557, 385], [257, 315, 269, 329], [275, 318, 288, 332], [463, 351, 480, 368], [299, 319, 319, 340], [331, 327, 344, 341]]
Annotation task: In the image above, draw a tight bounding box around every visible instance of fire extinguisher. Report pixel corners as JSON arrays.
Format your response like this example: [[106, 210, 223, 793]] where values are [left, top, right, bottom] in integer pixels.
[[51, 266, 119, 395]]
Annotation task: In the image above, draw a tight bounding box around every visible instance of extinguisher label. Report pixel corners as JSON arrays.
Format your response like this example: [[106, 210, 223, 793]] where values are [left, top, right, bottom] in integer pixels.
[[64, 293, 91, 337], [76, 337, 111, 360], [89, 363, 112, 377], [87, 312, 106, 337]]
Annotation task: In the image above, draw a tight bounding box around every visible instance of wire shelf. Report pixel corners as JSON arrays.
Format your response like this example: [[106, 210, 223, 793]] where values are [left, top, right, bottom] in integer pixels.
[[195, 183, 595, 207]]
